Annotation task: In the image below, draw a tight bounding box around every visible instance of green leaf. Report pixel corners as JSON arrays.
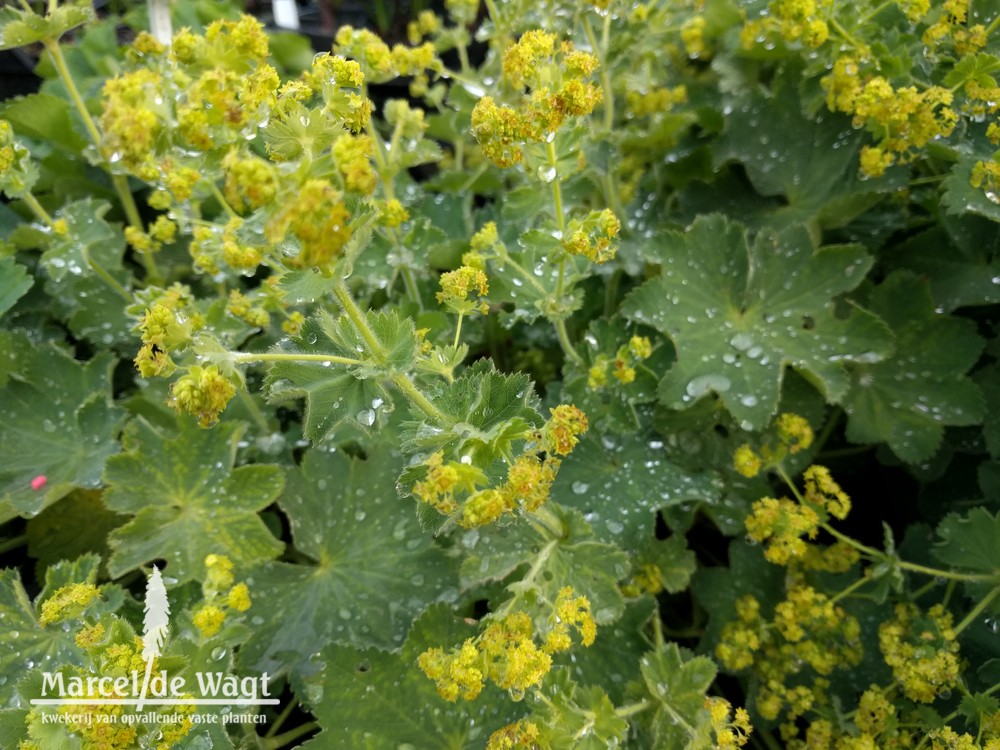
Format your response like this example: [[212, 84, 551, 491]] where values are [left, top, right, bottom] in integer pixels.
[[958, 692, 1000, 723], [296, 605, 518, 749], [103, 418, 285, 582], [265, 316, 391, 442], [887, 225, 1000, 312], [978, 363, 1000, 457], [0, 256, 32, 318], [843, 272, 985, 463], [943, 53, 1000, 89], [531, 670, 629, 749], [239, 447, 455, 673], [265, 309, 417, 441], [714, 84, 900, 231], [0, 569, 82, 706], [933, 507, 1000, 611], [640, 643, 717, 749], [461, 505, 629, 625], [691, 539, 785, 654], [26, 489, 125, 579], [558, 318, 674, 435], [0, 331, 125, 522], [0, 2, 94, 50], [562, 595, 657, 704], [0, 93, 89, 153], [621, 215, 892, 430], [550, 433, 720, 551], [406, 360, 542, 463], [943, 153, 1000, 223], [41, 199, 133, 347]]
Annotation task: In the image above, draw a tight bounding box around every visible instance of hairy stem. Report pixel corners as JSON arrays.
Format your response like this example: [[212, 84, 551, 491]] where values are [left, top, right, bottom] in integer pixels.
[[231, 351, 365, 367]]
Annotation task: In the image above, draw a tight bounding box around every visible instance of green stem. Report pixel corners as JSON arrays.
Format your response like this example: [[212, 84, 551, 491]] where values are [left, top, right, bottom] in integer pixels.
[[21, 191, 54, 225], [957, 590, 1000, 635], [546, 141, 565, 235], [828, 16, 864, 49], [44, 40, 102, 145], [492, 247, 547, 294], [23, 191, 133, 300], [231, 351, 365, 367], [400, 264, 422, 310], [332, 282, 384, 356], [237, 389, 270, 433], [210, 182, 239, 220], [82, 243, 132, 301], [260, 721, 319, 750], [830, 574, 871, 604], [264, 697, 299, 740], [555, 319, 583, 366], [604, 267, 623, 317], [986, 11, 1000, 36], [332, 281, 449, 423], [390, 372, 450, 424], [0, 534, 27, 556], [812, 406, 842, 454], [453, 312, 464, 348]]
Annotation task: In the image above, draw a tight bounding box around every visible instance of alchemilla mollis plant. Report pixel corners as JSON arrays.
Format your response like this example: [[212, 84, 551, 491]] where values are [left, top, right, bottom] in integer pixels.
[[1, 0, 1000, 746]]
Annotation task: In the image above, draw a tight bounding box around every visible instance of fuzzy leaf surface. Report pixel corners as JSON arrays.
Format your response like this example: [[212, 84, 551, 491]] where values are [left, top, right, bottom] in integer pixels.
[[0, 331, 125, 522], [550, 433, 720, 551], [933, 507, 1000, 612], [0, 569, 82, 706], [103, 418, 285, 581], [461, 505, 629, 625], [239, 447, 455, 674], [621, 214, 891, 429], [297, 605, 517, 749], [843, 272, 985, 463]]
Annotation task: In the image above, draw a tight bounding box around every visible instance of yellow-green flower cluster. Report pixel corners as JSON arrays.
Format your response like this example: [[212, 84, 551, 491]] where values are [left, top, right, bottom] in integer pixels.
[[545, 586, 597, 652], [626, 86, 688, 117], [707, 697, 753, 749], [418, 589, 596, 702], [745, 496, 820, 565], [717, 587, 861, 722], [100, 68, 163, 169], [822, 60, 957, 177], [192, 554, 252, 638], [589, 334, 653, 389], [223, 150, 278, 212], [621, 562, 665, 598], [733, 412, 814, 478], [58, 701, 138, 750], [879, 603, 960, 703], [563, 208, 621, 264], [803, 465, 850, 519], [412, 451, 487, 515], [265, 178, 351, 268], [437, 266, 489, 315], [741, 0, 830, 49], [413, 450, 560, 527], [542, 404, 589, 456], [486, 719, 541, 750], [135, 289, 198, 378], [332, 134, 377, 194], [471, 31, 601, 167], [226, 289, 270, 328], [0, 119, 37, 198], [379, 198, 410, 228], [169, 365, 236, 427], [39, 583, 101, 626], [333, 26, 440, 84], [922, 0, 987, 54]]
